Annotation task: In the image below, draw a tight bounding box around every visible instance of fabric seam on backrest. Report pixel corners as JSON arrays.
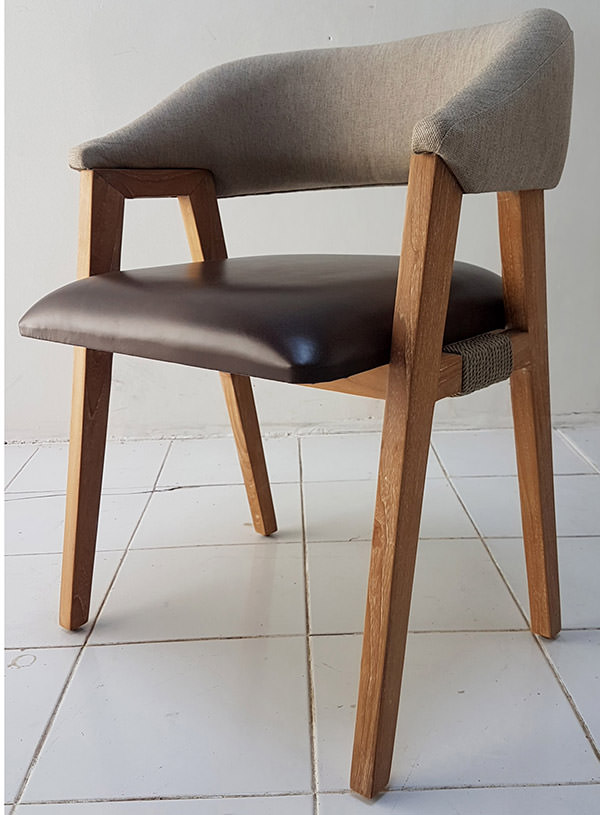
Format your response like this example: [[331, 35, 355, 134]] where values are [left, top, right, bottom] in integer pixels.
[[432, 31, 573, 157]]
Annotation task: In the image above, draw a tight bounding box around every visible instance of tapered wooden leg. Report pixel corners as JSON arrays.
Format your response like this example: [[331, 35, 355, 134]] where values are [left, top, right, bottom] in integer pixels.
[[179, 181, 277, 536], [498, 190, 560, 639], [60, 348, 112, 630], [59, 171, 124, 630], [220, 372, 277, 536], [351, 155, 462, 798]]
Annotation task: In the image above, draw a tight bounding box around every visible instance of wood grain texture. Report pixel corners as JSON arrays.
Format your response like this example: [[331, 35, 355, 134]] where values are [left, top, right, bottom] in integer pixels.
[[178, 175, 277, 536], [303, 349, 466, 401], [76, 170, 125, 279], [60, 348, 113, 630], [303, 365, 390, 400], [95, 168, 212, 198], [303, 331, 529, 402], [178, 175, 228, 262], [219, 373, 277, 535], [498, 189, 560, 639], [60, 171, 124, 630], [506, 329, 531, 371], [350, 154, 463, 798]]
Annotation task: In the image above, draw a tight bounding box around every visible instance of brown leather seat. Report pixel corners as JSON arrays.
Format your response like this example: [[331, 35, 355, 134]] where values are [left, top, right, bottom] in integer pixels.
[[19, 255, 505, 383]]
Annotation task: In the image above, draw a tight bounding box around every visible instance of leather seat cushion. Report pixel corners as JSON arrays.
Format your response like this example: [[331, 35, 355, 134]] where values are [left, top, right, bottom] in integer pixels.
[[19, 255, 506, 383]]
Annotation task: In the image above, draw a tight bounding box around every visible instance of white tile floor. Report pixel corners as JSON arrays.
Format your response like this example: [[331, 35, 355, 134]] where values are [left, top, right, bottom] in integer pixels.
[[4, 427, 600, 813]]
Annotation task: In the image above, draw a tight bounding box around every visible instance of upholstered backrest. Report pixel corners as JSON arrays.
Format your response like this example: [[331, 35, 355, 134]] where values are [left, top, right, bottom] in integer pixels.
[[69, 8, 573, 197]]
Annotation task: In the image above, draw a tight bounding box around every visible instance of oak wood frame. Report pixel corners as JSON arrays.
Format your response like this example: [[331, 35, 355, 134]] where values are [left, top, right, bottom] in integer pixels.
[[60, 171, 123, 630], [350, 154, 463, 797], [59, 159, 560, 800], [177, 176, 277, 537], [60, 168, 276, 630], [498, 190, 560, 638], [304, 329, 530, 402]]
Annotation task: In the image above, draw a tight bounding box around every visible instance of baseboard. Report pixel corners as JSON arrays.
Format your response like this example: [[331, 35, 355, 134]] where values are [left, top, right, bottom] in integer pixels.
[[4, 411, 599, 445]]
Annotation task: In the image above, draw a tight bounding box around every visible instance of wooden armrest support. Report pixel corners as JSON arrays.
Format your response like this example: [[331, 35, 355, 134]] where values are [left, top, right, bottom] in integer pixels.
[[91, 168, 215, 198], [78, 169, 226, 269]]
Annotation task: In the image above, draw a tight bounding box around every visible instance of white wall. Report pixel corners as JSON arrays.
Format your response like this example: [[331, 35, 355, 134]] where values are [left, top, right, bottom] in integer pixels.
[[5, 0, 600, 441]]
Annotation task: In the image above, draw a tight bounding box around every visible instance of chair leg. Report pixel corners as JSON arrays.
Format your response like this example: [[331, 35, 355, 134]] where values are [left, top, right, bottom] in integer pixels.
[[350, 154, 462, 798], [178, 181, 277, 537], [510, 368, 560, 638], [498, 190, 560, 639], [350, 385, 436, 797], [59, 347, 112, 630], [59, 171, 123, 631], [220, 372, 277, 536]]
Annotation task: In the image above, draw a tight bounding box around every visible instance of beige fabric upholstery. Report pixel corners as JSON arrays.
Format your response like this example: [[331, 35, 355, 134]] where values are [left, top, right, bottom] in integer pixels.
[[69, 8, 573, 196]]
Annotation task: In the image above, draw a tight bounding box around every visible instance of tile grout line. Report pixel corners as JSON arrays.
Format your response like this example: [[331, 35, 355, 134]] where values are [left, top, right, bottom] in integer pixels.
[[533, 635, 600, 761], [8, 633, 309, 650], [447, 471, 577, 644], [337, 779, 600, 795], [10, 442, 174, 809], [485, 546, 600, 760], [5, 488, 154, 501], [431, 444, 538, 630], [441, 472, 600, 480], [9, 632, 87, 805], [12, 779, 600, 807], [430, 427, 598, 477], [10, 485, 157, 807], [6, 480, 304, 500], [298, 437, 319, 815], [12, 624, 600, 654], [6, 532, 599, 561], [154, 479, 298, 491], [4, 540, 304, 558], [15, 790, 315, 806], [435, 443, 600, 762], [7, 432, 598, 808], [4, 446, 40, 490], [556, 428, 600, 475], [9, 532, 600, 560], [9, 468, 597, 496]]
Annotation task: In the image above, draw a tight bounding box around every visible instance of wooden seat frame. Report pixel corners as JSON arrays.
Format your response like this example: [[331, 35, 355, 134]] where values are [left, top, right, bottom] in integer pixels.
[[60, 154, 560, 799]]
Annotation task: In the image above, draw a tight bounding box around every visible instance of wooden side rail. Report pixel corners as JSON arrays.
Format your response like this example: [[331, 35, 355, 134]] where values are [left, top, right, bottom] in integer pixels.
[[304, 328, 530, 402]]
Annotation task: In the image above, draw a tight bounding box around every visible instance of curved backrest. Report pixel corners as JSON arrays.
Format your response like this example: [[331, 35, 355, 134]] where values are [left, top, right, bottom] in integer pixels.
[[69, 8, 573, 197]]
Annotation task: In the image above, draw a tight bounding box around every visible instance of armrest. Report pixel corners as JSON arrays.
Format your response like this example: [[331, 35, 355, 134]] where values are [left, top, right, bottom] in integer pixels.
[[76, 168, 226, 279], [88, 168, 214, 198]]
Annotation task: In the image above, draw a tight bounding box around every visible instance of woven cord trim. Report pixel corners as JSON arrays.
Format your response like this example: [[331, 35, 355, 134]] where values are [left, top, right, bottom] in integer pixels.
[[443, 331, 513, 396]]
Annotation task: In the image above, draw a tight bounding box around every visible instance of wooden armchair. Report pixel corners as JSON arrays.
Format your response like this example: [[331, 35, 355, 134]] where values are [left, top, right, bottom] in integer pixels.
[[19, 8, 574, 798]]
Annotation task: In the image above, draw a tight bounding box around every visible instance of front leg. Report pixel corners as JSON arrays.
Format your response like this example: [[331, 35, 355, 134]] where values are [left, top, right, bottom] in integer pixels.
[[351, 155, 462, 797]]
